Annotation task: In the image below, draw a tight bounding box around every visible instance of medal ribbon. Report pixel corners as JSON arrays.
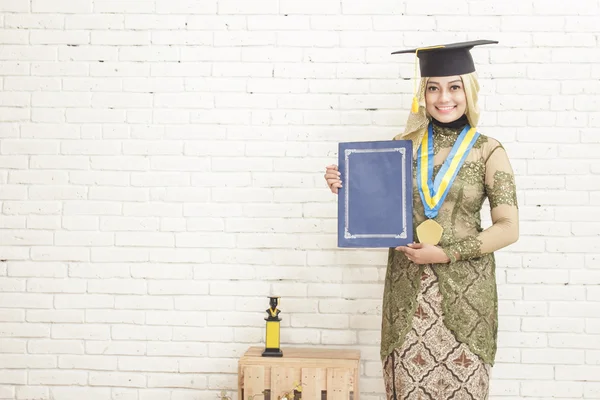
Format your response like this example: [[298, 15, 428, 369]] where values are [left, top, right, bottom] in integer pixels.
[[417, 123, 480, 219]]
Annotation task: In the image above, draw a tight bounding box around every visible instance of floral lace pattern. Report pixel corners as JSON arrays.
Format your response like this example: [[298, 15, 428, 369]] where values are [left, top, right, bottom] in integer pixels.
[[486, 170, 518, 209], [381, 123, 518, 367]]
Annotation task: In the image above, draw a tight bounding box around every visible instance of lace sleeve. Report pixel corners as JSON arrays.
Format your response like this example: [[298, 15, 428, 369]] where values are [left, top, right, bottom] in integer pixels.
[[442, 144, 519, 262]]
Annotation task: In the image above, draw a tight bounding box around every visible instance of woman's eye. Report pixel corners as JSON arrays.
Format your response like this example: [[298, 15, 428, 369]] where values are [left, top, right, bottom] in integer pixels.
[[451, 85, 462, 90], [427, 87, 438, 91]]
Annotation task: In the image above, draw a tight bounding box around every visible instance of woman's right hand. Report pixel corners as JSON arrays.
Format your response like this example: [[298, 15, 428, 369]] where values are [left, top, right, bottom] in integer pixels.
[[324, 164, 342, 194]]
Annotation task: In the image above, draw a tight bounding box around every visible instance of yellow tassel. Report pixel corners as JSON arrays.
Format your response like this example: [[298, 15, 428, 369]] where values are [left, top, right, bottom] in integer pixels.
[[411, 97, 419, 113]]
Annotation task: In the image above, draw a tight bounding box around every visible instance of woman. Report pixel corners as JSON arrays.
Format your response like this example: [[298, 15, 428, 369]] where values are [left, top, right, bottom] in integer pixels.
[[324, 40, 519, 399]]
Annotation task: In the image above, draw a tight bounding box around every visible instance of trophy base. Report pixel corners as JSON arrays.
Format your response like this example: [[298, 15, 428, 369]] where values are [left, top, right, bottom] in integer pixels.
[[262, 348, 283, 357]]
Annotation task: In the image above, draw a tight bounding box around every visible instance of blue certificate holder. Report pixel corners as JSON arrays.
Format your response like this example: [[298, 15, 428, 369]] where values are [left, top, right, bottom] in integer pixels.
[[337, 140, 413, 248]]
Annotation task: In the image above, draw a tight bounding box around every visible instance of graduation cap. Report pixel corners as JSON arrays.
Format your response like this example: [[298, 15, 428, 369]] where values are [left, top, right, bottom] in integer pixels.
[[392, 40, 498, 112], [392, 40, 498, 77]]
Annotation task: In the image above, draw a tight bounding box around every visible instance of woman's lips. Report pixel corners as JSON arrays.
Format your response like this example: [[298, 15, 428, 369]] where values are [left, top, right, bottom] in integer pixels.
[[436, 106, 456, 113]]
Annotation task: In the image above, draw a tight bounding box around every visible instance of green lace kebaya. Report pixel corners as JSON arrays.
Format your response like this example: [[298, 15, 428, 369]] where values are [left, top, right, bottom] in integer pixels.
[[381, 123, 519, 366]]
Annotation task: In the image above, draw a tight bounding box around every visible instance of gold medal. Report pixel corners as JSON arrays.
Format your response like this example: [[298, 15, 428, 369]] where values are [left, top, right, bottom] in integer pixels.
[[416, 219, 443, 245]]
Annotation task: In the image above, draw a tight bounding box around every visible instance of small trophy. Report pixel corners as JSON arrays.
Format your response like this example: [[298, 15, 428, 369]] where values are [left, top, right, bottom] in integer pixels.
[[262, 296, 283, 357]]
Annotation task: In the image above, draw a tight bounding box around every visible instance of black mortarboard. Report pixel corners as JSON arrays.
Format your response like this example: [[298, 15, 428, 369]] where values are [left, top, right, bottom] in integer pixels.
[[392, 40, 498, 77], [392, 40, 498, 112]]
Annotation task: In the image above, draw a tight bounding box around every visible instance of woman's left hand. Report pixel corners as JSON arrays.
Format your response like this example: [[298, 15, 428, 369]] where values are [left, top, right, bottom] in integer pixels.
[[395, 242, 451, 264]]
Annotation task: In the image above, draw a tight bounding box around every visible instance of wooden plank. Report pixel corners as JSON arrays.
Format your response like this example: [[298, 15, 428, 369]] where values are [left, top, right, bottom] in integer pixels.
[[270, 367, 301, 400], [301, 368, 326, 400], [238, 363, 243, 400], [243, 347, 360, 360], [243, 366, 265, 400], [264, 366, 271, 391], [239, 347, 360, 370], [327, 368, 352, 400], [353, 363, 360, 400]]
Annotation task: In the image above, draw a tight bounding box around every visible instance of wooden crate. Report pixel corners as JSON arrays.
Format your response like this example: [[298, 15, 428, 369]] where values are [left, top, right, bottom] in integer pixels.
[[238, 347, 360, 400]]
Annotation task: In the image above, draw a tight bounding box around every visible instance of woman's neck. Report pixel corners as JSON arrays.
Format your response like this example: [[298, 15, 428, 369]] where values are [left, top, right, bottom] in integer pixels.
[[431, 114, 469, 129]]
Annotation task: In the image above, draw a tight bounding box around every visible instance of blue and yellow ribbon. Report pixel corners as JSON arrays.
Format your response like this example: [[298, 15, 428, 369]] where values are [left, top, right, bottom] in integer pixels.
[[417, 123, 480, 218]]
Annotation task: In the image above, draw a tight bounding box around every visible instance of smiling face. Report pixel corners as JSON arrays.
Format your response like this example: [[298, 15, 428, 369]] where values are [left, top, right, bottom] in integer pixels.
[[424, 76, 467, 123]]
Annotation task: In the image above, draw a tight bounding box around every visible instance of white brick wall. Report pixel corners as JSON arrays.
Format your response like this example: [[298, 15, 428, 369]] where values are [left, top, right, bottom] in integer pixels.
[[0, 0, 599, 399]]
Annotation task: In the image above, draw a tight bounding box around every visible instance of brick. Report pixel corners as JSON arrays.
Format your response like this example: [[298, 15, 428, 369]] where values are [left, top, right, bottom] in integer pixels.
[[57, 355, 117, 371], [124, 14, 183, 30], [50, 387, 110, 400], [521, 381, 583, 398], [148, 374, 207, 389], [152, 60, 213, 76], [29, 186, 87, 201], [280, 0, 340, 14], [571, 222, 600, 237], [115, 232, 175, 247], [147, 342, 207, 357], [91, 30, 149, 45], [0, 185, 27, 200], [29, 370, 88, 386], [88, 278, 146, 294], [31, 246, 90, 262], [0, 0, 30, 12], [194, 264, 255, 281], [66, 14, 123, 29], [152, 188, 210, 203], [0, 216, 26, 229], [119, 356, 178, 372], [174, 325, 234, 343], [0, 370, 27, 385], [321, 330, 357, 345], [3, 202, 64, 215], [3, 139, 60, 155], [0, 354, 56, 369], [65, 108, 125, 123], [92, 92, 152, 108], [31, 30, 90, 45], [523, 348, 585, 364], [62, 77, 121, 92], [90, 156, 149, 171], [131, 172, 190, 188], [123, 203, 182, 218], [90, 62, 149, 77], [0, 46, 57, 61], [0, 229, 53, 246], [15, 387, 49, 399], [534, 32, 597, 47], [522, 317, 585, 333], [557, 366, 600, 381], [86, 340, 146, 355], [291, 314, 349, 329], [524, 285, 586, 301], [32, 0, 91, 13], [155, 0, 216, 14], [0, 387, 15, 398], [0, 322, 49, 338], [0, 339, 26, 354], [473, 0, 532, 15], [565, 16, 600, 32], [550, 333, 600, 352], [52, 324, 110, 340], [0, 309, 24, 321], [0, 92, 29, 107], [27, 278, 86, 293], [28, 340, 84, 355], [123, 77, 184, 93]]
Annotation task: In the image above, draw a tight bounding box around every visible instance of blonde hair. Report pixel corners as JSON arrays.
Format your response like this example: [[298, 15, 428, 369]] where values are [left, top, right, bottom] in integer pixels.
[[395, 72, 481, 157]]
